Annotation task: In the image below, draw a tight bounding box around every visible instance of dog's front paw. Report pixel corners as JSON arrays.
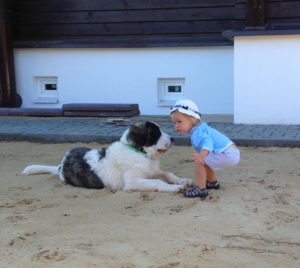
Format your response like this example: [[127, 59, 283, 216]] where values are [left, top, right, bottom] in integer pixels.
[[178, 178, 194, 187], [165, 184, 185, 193], [175, 184, 186, 193]]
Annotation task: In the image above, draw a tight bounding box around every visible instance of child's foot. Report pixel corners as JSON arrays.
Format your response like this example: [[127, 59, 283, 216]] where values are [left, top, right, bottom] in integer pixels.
[[206, 181, 220, 190], [183, 186, 208, 199]]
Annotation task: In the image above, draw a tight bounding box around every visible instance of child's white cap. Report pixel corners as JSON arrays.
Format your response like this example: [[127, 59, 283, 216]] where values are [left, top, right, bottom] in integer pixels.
[[170, 99, 201, 120]]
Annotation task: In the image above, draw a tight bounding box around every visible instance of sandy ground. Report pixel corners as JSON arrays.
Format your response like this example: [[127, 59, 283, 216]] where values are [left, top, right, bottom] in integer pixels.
[[0, 141, 300, 268]]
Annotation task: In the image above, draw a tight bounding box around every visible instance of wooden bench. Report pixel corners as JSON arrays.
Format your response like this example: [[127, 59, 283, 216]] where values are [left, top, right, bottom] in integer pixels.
[[0, 103, 140, 117], [62, 103, 140, 117]]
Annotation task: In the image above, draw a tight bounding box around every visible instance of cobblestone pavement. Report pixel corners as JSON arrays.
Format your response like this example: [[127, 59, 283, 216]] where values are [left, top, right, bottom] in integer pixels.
[[0, 116, 300, 147]]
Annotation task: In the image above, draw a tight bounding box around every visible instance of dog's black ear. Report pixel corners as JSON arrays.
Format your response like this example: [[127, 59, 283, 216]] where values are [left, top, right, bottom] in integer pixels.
[[127, 123, 147, 147], [144, 121, 162, 147]]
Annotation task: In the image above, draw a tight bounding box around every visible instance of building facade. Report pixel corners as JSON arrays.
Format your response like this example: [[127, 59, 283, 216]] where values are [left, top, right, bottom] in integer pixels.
[[1, 0, 300, 123]]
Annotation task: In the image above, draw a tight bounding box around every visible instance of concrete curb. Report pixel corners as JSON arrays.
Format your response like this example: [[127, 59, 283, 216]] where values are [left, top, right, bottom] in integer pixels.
[[1, 132, 300, 147]]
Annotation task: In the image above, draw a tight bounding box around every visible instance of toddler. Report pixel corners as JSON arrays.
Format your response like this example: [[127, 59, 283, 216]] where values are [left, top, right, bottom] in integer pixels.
[[170, 99, 240, 199]]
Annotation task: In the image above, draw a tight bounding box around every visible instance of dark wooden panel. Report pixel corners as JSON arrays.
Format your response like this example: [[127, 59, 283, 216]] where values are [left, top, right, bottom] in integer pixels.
[[267, 1, 300, 18], [11, 0, 243, 48], [0, 0, 18, 107], [268, 18, 300, 24], [234, 1, 247, 20], [63, 103, 139, 112], [20, 7, 235, 24], [13, 34, 234, 48], [18, 20, 236, 38], [63, 111, 140, 117], [265, 0, 300, 30], [246, 0, 265, 27], [266, 20, 300, 30], [224, 28, 300, 38], [12, 0, 236, 12]]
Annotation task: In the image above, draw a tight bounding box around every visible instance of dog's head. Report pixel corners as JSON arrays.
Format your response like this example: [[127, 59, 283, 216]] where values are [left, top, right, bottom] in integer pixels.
[[121, 121, 174, 158]]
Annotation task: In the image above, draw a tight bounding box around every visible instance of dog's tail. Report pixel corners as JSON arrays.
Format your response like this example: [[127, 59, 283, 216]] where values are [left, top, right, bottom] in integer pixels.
[[21, 165, 59, 175]]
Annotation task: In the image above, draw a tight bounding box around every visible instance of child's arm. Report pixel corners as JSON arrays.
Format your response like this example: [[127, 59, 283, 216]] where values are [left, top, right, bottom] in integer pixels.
[[193, 150, 209, 165]]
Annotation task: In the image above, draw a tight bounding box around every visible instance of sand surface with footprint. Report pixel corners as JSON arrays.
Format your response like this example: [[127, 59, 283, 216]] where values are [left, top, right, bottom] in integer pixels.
[[0, 141, 300, 267]]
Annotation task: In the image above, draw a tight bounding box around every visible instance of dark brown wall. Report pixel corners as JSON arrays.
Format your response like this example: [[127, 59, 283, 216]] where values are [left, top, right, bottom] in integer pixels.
[[0, 0, 18, 107], [11, 0, 245, 48], [9, 0, 300, 47], [245, 0, 300, 28], [266, 0, 300, 30], [2, 0, 300, 107]]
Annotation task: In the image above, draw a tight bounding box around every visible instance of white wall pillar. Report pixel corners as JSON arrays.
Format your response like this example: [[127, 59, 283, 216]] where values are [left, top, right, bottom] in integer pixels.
[[234, 35, 300, 124]]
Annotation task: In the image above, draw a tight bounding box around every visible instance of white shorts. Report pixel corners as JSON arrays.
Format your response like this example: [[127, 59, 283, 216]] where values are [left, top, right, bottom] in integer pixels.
[[204, 145, 240, 172]]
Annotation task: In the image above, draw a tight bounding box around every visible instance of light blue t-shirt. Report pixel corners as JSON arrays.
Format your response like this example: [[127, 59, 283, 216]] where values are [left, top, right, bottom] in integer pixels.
[[190, 122, 233, 153]]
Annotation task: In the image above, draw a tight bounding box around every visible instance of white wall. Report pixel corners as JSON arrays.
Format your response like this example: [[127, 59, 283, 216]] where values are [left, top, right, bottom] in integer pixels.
[[234, 35, 300, 124], [14, 47, 233, 115]]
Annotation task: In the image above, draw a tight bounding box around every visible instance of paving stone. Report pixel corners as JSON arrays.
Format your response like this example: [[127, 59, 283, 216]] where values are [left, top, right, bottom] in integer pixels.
[[0, 116, 300, 147]]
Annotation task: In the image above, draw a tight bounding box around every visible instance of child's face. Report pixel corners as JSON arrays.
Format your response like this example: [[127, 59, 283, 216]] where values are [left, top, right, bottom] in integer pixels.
[[171, 111, 196, 133]]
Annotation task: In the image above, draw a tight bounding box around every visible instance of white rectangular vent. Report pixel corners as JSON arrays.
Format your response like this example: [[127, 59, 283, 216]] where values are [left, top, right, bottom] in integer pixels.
[[157, 78, 185, 106], [33, 76, 58, 104]]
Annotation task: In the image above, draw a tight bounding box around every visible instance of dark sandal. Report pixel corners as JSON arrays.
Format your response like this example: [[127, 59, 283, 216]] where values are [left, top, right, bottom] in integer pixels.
[[184, 186, 208, 199], [206, 181, 220, 190]]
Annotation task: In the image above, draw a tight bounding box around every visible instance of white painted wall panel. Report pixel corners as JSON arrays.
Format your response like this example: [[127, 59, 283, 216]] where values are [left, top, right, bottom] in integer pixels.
[[234, 35, 300, 124], [14, 47, 233, 115]]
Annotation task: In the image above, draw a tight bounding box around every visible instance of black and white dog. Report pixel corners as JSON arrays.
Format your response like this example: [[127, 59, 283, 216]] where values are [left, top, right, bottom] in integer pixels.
[[22, 121, 193, 192]]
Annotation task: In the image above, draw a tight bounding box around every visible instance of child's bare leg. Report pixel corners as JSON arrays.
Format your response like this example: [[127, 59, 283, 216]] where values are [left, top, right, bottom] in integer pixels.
[[195, 163, 207, 189], [205, 163, 220, 190], [184, 163, 209, 199], [205, 164, 217, 183]]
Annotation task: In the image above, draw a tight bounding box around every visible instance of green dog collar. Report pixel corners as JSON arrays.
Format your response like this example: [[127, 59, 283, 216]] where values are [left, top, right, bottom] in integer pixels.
[[124, 143, 146, 156]]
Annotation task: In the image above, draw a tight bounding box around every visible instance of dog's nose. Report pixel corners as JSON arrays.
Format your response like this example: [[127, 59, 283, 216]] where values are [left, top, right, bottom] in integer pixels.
[[170, 137, 174, 143]]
